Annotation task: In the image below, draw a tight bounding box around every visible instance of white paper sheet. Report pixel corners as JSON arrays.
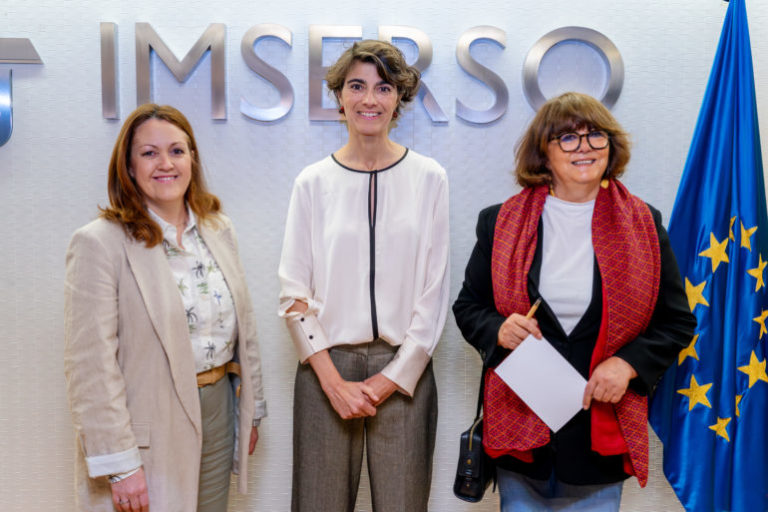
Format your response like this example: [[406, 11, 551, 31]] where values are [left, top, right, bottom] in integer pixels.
[[494, 334, 587, 432]]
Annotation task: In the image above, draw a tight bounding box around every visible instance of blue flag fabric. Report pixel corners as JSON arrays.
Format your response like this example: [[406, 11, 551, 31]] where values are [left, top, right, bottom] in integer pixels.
[[649, 0, 768, 510]]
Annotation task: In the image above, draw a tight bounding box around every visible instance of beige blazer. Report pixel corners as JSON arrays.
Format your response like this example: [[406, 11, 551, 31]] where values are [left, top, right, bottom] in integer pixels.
[[64, 214, 265, 511]]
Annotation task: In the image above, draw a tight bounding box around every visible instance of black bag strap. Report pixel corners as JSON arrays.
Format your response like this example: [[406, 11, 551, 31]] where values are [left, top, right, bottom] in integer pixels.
[[473, 363, 497, 492], [474, 365, 486, 421]]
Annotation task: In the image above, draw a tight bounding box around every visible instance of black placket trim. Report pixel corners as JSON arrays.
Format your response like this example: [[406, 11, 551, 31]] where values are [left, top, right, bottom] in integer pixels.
[[368, 172, 379, 340], [330, 149, 409, 342]]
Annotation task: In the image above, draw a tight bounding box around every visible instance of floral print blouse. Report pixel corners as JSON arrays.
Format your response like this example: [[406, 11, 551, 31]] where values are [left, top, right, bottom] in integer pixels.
[[149, 207, 237, 373]]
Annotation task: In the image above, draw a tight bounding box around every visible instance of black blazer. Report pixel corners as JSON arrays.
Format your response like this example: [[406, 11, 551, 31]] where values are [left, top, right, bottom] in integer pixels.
[[453, 202, 696, 484]]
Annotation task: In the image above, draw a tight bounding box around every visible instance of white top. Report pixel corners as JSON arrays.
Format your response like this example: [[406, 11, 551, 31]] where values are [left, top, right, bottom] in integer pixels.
[[149, 208, 237, 372], [539, 195, 595, 335], [278, 150, 450, 395]]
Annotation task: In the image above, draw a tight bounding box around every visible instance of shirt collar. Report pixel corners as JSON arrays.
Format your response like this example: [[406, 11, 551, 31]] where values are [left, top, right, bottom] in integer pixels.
[[147, 205, 197, 244]]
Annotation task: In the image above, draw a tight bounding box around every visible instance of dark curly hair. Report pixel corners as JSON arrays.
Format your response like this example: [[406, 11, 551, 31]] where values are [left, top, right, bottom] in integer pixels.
[[325, 40, 421, 117]]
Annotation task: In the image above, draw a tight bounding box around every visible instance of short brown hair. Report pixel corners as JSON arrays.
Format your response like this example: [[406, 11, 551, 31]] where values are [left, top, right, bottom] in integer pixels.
[[514, 92, 631, 188], [325, 40, 420, 116], [99, 104, 220, 247]]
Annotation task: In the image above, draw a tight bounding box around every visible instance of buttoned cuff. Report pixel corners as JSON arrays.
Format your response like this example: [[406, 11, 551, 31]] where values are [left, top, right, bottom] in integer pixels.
[[284, 312, 331, 362], [85, 446, 142, 478], [380, 342, 432, 397]]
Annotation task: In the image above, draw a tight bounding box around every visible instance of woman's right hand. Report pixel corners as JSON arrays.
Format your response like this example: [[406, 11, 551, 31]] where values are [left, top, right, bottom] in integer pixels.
[[497, 313, 542, 350], [323, 378, 379, 419], [308, 350, 379, 419], [110, 467, 149, 511], [291, 301, 379, 419]]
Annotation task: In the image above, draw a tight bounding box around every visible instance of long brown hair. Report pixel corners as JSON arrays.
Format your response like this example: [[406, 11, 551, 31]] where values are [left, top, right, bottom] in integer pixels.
[[514, 92, 631, 188], [99, 104, 220, 247]]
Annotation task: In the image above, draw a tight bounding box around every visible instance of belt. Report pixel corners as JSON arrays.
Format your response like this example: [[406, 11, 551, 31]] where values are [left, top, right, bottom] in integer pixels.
[[197, 361, 241, 391]]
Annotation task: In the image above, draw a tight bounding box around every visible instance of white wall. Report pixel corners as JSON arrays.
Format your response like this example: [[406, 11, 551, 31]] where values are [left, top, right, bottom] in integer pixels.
[[1, 0, 766, 510]]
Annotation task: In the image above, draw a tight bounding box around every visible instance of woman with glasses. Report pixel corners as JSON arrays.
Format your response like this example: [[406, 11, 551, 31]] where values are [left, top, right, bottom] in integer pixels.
[[453, 92, 695, 511]]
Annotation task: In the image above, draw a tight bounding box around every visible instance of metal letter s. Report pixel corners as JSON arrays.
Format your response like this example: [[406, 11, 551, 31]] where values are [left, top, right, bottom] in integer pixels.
[[455, 26, 509, 124], [240, 24, 294, 122]]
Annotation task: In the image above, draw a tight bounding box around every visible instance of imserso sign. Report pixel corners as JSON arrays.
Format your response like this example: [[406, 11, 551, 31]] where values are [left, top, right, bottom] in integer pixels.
[[0, 23, 623, 147], [102, 24, 623, 123]]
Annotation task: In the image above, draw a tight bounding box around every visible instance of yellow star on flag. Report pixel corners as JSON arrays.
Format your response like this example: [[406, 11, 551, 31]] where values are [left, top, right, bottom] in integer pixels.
[[685, 278, 709, 312], [729, 216, 736, 241], [677, 374, 713, 411], [737, 351, 768, 388], [735, 395, 742, 417], [698, 232, 730, 272], [709, 417, 731, 442], [678, 334, 700, 365], [754, 310, 768, 339], [747, 254, 767, 291], [741, 222, 758, 251]]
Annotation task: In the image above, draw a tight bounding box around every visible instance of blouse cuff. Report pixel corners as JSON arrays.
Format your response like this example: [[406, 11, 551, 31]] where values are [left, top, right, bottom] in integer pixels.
[[380, 342, 432, 397], [252, 399, 268, 421], [284, 312, 331, 362], [85, 445, 142, 478]]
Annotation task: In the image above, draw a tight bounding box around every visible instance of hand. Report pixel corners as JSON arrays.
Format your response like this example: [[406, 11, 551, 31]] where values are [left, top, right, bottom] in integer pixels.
[[497, 313, 542, 350], [111, 467, 149, 512], [248, 426, 259, 455], [582, 356, 638, 409], [363, 373, 398, 406], [323, 379, 379, 419], [308, 350, 379, 420]]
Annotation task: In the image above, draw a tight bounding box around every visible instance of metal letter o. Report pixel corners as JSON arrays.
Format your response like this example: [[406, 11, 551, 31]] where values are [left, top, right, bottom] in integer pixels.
[[522, 26, 623, 110]]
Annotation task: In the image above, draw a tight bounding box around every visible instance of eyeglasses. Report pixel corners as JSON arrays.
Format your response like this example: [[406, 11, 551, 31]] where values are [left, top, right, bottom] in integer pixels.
[[550, 130, 610, 152]]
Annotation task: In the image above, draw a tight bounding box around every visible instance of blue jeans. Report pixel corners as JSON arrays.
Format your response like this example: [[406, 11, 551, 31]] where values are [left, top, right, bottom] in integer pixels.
[[498, 467, 623, 512]]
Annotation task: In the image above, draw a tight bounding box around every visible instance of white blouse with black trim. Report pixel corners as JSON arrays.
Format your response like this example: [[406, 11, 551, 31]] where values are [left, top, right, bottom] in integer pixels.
[[278, 149, 450, 396]]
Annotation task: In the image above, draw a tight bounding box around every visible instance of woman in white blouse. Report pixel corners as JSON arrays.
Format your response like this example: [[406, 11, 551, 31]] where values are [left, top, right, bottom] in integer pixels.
[[279, 40, 450, 511], [64, 104, 266, 511]]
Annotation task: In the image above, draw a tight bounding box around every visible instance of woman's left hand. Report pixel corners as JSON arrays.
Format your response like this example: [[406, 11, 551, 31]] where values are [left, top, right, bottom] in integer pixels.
[[582, 356, 638, 409], [248, 426, 259, 455], [363, 373, 398, 406]]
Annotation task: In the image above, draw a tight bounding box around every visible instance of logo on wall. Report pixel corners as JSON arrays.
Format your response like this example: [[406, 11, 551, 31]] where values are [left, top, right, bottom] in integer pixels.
[[0, 25, 625, 146], [0, 38, 43, 147], [101, 23, 623, 124]]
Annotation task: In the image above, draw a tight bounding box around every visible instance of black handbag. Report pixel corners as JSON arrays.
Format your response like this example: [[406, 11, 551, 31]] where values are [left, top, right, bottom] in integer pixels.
[[453, 368, 496, 502]]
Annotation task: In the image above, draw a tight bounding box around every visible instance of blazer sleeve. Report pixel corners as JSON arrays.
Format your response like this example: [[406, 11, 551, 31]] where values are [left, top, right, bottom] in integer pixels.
[[63, 224, 143, 477], [224, 218, 267, 421], [453, 204, 509, 368], [613, 205, 698, 394]]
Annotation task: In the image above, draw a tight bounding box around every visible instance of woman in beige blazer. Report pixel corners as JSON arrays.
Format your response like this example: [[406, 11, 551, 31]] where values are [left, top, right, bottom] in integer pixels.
[[64, 104, 266, 512]]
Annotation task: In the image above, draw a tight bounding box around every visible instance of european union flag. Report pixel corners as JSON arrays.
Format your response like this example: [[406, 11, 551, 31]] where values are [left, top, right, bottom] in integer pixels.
[[649, 0, 768, 510]]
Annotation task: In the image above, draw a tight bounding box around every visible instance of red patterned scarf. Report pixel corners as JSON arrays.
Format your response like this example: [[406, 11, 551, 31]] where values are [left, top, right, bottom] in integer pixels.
[[484, 180, 660, 487]]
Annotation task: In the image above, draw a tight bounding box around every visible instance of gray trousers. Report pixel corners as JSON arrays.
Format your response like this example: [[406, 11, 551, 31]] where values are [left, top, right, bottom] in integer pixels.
[[292, 340, 438, 512], [197, 374, 235, 512]]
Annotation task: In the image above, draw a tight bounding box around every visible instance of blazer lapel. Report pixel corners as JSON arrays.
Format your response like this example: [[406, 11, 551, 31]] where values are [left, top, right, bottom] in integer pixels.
[[123, 237, 202, 434]]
